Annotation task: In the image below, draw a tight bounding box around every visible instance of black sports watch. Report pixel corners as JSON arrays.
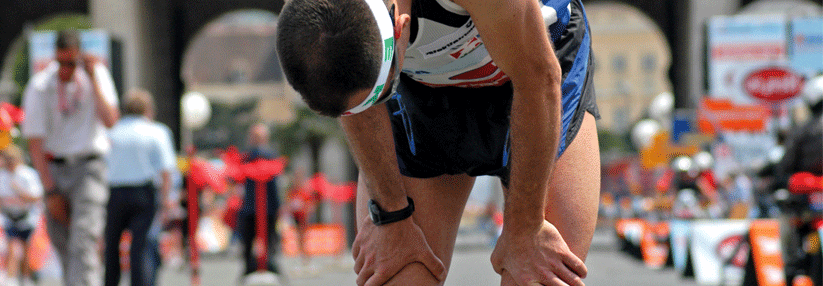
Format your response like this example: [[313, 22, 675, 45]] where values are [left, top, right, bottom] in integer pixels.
[[368, 197, 414, 226]]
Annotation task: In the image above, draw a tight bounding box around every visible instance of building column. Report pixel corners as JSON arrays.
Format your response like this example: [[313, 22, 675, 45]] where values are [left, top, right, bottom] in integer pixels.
[[90, 0, 141, 93], [684, 0, 740, 107], [91, 0, 182, 149]]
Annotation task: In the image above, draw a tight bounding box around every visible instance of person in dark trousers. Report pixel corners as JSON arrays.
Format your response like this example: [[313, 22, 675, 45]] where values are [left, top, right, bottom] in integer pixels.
[[104, 90, 174, 286], [774, 75, 823, 188], [238, 123, 283, 283], [142, 93, 177, 286]]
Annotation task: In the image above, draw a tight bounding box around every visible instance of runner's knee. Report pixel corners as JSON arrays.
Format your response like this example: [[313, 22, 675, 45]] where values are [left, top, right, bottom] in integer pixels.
[[384, 262, 444, 286], [500, 269, 517, 286]]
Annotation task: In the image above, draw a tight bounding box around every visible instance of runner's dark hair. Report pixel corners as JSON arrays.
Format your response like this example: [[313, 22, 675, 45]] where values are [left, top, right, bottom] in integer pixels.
[[276, 0, 383, 117]]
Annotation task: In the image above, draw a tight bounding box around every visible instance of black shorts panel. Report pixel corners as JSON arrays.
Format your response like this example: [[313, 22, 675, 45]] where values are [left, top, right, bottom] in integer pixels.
[[387, 75, 513, 180], [388, 71, 598, 186]]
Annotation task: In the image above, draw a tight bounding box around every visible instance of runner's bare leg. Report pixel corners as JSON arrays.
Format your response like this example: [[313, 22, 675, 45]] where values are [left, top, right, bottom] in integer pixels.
[[355, 173, 476, 285], [501, 112, 600, 285]]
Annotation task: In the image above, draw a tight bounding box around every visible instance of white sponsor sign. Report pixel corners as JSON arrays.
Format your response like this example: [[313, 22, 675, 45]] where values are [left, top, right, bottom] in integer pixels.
[[690, 220, 751, 285], [722, 132, 777, 170], [707, 15, 797, 105], [791, 17, 823, 76], [669, 220, 692, 275]]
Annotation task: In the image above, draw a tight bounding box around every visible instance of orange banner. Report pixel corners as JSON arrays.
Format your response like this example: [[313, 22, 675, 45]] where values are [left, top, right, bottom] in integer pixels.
[[27, 218, 52, 271], [749, 219, 786, 286], [283, 223, 346, 257], [641, 221, 670, 269], [639, 132, 699, 169], [696, 98, 771, 135]]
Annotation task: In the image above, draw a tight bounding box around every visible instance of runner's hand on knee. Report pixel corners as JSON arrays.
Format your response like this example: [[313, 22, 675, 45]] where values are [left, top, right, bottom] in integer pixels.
[[353, 216, 446, 286], [491, 221, 586, 286]]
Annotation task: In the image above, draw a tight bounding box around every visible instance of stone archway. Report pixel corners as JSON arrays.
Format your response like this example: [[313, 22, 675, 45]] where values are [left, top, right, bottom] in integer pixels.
[[117, 0, 286, 150], [180, 9, 295, 150], [0, 13, 93, 105], [586, 2, 673, 134], [0, 0, 88, 71]]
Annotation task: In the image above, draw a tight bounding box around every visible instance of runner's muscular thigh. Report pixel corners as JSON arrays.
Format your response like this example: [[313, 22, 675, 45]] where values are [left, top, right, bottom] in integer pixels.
[[499, 112, 599, 286], [545, 112, 600, 260], [355, 173, 476, 284]]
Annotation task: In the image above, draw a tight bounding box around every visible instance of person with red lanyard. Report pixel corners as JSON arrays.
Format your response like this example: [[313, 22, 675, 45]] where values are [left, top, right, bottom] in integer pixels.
[[21, 29, 119, 286]]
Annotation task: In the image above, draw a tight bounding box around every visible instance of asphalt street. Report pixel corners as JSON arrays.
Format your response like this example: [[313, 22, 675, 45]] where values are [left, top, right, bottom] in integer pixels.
[[39, 229, 703, 286]]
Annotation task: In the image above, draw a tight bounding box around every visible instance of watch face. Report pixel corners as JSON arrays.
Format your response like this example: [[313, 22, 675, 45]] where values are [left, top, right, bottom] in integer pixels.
[[369, 201, 380, 223]]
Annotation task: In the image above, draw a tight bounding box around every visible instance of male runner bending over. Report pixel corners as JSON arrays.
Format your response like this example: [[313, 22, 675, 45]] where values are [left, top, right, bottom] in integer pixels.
[[276, 0, 600, 284]]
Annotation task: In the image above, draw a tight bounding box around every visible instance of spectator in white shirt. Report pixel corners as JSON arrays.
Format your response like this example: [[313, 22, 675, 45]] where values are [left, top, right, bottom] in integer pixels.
[[21, 29, 119, 286]]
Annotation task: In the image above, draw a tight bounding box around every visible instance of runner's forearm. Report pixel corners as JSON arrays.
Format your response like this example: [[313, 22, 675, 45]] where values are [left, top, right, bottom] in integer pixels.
[[505, 83, 562, 232], [339, 106, 409, 211], [453, 0, 564, 232]]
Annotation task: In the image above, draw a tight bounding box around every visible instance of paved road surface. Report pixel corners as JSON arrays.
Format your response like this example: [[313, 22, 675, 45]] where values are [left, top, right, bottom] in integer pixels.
[[40, 229, 702, 286]]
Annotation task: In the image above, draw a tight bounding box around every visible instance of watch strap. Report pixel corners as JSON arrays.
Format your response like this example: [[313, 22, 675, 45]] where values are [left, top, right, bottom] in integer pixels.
[[369, 197, 414, 226]]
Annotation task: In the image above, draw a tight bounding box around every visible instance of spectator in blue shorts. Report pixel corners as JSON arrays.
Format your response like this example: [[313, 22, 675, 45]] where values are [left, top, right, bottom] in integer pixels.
[[0, 145, 43, 286]]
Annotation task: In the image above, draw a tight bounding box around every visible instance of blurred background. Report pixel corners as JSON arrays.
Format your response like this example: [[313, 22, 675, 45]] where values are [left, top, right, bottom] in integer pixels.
[[0, 0, 822, 285]]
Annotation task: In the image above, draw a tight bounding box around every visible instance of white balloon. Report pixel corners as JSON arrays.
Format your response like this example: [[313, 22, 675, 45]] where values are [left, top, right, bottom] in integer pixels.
[[802, 75, 823, 106], [693, 151, 713, 171], [768, 146, 785, 165], [671, 156, 693, 172], [631, 119, 661, 149], [648, 91, 674, 121], [181, 91, 212, 129]]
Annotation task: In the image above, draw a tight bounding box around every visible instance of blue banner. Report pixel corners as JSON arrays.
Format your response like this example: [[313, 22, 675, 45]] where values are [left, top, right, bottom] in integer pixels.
[[791, 17, 823, 76]]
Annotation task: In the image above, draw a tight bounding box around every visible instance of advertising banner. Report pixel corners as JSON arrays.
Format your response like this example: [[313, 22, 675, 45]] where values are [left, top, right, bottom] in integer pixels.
[[669, 220, 692, 275], [690, 219, 751, 285], [28, 30, 111, 76], [615, 218, 646, 248], [749, 219, 786, 286], [282, 223, 346, 257], [721, 132, 778, 169], [641, 221, 670, 269], [708, 15, 787, 62], [791, 17, 823, 76], [696, 98, 771, 135], [707, 15, 808, 106]]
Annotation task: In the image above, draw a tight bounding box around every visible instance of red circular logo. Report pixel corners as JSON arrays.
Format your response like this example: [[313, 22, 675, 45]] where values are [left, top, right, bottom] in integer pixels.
[[715, 235, 749, 268], [743, 67, 805, 102]]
